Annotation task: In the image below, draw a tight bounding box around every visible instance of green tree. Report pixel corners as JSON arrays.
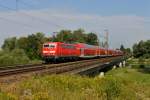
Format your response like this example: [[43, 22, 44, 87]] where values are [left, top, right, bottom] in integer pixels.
[[119, 44, 132, 55], [17, 37, 29, 50], [51, 29, 99, 45], [55, 30, 73, 43], [26, 32, 46, 59], [133, 40, 150, 58], [85, 32, 98, 45], [125, 48, 131, 54], [72, 29, 86, 43], [2, 37, 17, 51], [120, 44, 125, 52]]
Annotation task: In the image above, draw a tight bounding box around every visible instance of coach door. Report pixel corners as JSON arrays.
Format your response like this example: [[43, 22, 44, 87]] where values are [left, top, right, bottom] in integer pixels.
[[59, 44, 63, 57], [80, 48, 84, 57]]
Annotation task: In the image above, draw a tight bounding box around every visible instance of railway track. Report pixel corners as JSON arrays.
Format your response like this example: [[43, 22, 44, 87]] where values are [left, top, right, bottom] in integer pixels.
[[0, 63, 43, 70], [0, 56, 123, 77]]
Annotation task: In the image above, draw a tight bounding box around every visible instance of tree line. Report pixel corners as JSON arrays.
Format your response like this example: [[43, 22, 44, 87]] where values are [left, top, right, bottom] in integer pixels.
[[0, 28, 149, 66], [133, 40, 150, 58], [0, 29, 99, 66], [51, 29, 98, 45], [119, 44, 131, 55]]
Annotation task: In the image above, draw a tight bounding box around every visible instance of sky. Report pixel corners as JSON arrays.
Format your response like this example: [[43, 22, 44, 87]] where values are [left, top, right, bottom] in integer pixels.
[[0, 0, 150, 49]]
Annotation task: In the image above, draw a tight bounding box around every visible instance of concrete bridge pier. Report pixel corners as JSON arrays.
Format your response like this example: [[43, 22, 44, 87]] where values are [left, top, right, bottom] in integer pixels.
[[119, 62, 123, 68], [123, 61, 126, 67], [98, 72, 105, 78], [113, 65, 117, 69]]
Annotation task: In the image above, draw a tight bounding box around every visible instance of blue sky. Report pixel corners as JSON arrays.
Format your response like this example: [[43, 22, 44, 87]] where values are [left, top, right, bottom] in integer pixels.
[[1, 0, 149, 16], [0, 0, 150, 48]]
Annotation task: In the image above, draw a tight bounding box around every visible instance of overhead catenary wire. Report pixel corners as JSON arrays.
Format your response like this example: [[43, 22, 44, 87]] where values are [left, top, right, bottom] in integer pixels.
[[0, 0, 107, 42], [16, 0, 18, 11], [0, 4, 39, 29], [0, 3, 37, 29], [0, 2, 65, 29], [19, 0, 106, 35], [19, 0, 81, 28], [0, 15, 36, 29], [18, 0, 110, 48], [17, 0, 65, 29], [19, 0, 38, 9]]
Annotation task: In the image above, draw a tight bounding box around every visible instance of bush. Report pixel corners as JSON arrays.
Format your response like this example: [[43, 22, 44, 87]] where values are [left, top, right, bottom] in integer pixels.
[[138, 58, 145, 68], [99, 77, 121, 99], [0, 49, 30, 66]]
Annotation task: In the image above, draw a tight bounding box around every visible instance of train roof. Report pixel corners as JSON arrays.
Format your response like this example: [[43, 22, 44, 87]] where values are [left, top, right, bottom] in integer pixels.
[[43, 42, 73, 45]]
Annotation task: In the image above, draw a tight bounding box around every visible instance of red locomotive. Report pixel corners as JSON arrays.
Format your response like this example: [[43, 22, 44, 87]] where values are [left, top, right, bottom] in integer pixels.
[[42, 42, 123, 63]]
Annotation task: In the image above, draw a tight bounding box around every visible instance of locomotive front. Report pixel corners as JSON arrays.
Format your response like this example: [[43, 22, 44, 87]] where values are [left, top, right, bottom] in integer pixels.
[[42, 42, 57, 62]]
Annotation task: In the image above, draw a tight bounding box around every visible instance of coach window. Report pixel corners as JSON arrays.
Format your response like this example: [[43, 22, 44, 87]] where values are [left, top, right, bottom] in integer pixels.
[[61, 44, 65, 48], [71, 45, 75, 49], [61, 44, 75, 49], [68, 45, 75, 49], [68, 45, 71, 49]]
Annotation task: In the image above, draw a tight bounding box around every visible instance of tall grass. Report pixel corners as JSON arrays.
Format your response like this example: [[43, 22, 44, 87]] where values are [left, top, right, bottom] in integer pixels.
[[0, 58, 150, 100], [0, 75, 121, 100], [1, 73, 148, 100]]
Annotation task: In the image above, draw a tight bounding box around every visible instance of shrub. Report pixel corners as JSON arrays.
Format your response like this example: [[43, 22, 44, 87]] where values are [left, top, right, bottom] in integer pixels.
[[100, 77, 121, 99], [0, 49, 30, 66], [138, 58, 145, 68]]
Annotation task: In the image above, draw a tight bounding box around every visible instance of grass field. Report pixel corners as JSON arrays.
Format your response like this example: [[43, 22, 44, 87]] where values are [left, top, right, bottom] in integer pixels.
[[0, 58, 150, 100]]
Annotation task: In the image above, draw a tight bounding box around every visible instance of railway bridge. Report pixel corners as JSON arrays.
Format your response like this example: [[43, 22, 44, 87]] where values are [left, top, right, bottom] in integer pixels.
[[66, 56, 127, 76]]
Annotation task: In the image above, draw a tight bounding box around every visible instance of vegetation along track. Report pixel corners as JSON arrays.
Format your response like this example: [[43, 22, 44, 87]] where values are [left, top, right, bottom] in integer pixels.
[[0, 56, 122, 77]]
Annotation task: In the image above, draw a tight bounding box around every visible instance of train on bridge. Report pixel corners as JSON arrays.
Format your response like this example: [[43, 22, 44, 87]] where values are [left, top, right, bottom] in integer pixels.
[[42, 42, 123, 63]]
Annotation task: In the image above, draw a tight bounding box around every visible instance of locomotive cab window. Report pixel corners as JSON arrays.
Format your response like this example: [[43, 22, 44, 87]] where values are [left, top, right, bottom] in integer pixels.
[[44, 44, 55, 48], [44, 44, 49, 47]]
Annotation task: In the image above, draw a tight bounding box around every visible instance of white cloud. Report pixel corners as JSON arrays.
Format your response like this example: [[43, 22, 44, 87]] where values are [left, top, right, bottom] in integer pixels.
[[0, 9, 150, 48]]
